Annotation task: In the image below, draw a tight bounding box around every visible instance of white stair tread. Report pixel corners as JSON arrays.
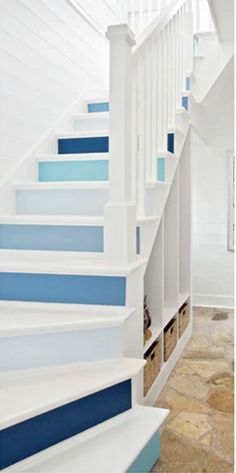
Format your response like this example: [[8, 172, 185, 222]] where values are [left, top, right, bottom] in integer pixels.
[[14, 181, 109, 190], [7, 405, 169, 473], [0, 301, 135, 336], [73, 111, 109, 120], [157, 150, 178, 159], [0, 250, 146, 275], [168, 126, 185, 137], [0, 358, 145, 429], [146, 180, 170, 189], [37, 153, 109, 162], [56, 130, 109, 138], [0, 215, 160, 225]]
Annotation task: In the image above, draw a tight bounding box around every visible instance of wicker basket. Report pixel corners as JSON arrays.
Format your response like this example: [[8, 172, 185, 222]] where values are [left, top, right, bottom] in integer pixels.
[[144, 340, 161, 397], [179, 302, 189, 337], [164, 318, 177, 361]]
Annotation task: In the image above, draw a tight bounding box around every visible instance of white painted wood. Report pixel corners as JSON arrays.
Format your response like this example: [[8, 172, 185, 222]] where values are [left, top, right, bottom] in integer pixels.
[[5, 405, 169, 473], [0, 358, 146, 429]]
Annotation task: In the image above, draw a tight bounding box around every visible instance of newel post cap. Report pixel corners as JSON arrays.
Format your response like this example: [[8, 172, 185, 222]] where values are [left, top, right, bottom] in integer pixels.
[[106, 24, 136, 47]]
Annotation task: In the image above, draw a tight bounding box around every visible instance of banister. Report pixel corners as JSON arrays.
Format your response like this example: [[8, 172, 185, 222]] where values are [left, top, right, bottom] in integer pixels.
[[133, 0, 187, 52]]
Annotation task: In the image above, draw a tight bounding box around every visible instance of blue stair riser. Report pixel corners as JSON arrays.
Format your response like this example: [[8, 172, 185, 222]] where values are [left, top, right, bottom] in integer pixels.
[[127, 431, 160, 473], [58, 137, 109, 154], [185, 76, 191, 91], [157, 158, 166, 182], [182, 96, 189, 111], [74, 117, 109, 131], [16, 189, 108, 216], [0, 326, 123, 370], [0, 225, 141, 254], [38, 160, 109, 182], [0, 225, 104, 252], [0, 273, 126, 306], [167, 133, 175, 154], [0, 380, 131, 469], [87, 102, 109, 113]]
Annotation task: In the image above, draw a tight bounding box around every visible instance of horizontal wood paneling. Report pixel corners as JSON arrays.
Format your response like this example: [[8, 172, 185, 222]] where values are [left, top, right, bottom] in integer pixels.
[[0, 0, 121, 178]]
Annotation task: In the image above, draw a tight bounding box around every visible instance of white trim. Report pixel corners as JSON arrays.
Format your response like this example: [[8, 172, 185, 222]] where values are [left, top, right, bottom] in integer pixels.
[[193, 293, 234, 309]]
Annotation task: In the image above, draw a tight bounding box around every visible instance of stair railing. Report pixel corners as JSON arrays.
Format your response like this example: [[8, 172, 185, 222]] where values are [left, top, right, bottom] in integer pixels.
[[104, 0, 193, 264]]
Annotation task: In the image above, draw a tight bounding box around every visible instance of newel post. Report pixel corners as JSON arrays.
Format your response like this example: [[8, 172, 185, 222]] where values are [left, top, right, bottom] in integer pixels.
[[104, 24, 137, 265]]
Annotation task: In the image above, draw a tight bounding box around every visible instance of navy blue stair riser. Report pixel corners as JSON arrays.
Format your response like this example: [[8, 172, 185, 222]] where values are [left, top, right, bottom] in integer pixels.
[[87, 102, 109, 113], [127, 431, 160, 473], [0, 225, 141, 254], [0, 273, 126, 306], [167, 133, 174, 154], [58, 137, 109, 154], [0, 380, 132, 469], [0, 224, 104, 252]]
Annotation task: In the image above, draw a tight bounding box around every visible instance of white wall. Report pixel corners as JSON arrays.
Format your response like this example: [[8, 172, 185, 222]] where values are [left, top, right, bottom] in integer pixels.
[[192, 124, 234, 308], [0, 0, 122, 181]]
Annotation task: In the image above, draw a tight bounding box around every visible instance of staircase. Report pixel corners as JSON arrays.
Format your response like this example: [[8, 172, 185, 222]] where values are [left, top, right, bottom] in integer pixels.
[[0, 0, 196, 471]]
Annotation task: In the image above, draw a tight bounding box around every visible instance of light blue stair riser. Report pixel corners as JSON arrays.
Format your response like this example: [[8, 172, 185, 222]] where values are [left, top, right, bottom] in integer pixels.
[[185, 76, 191, 91], [182, 96, 189, 110], [157, 158, 165, 182], [16, 189, 108, 215], [58, 136, 109, 154], [87, 102, 109, 113], [0, 224, 141, 254], [167, 133, 175, 154], [0, 380, 131, 470], [38, 160, 109, 182], [0, 224, 104, 252], [74, 116, 109, 131], [0, 326, 123, 370], [127, 431, 160, 473], [0, 273, 126, 305]]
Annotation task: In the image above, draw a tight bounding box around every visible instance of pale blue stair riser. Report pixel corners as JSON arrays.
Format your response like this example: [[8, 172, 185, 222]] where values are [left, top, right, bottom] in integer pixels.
[[58, 136, 109, 154], [74, 116, 109, 131], [0, 380, 131, 469], [0, 326, 123, 370], [157, 158, 165, 181], [182, 96, 189, 110], [38, 160, 109, 182], [87, 102, 109, 113], [0, 224, 104, 252], [0, 273, 126, 305], [16, 189, 108, 215], [0, 224, 141, 254], [127, 431, 160, 473], [167, 133, 175, 154], [185, 76, 191, 91]]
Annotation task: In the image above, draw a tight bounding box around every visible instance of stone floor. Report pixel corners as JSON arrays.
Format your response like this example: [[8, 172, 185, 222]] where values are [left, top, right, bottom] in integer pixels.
[[152, 306, 234, 473]]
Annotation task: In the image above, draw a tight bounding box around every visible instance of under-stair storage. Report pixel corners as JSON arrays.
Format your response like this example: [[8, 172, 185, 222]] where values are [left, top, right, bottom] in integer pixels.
[[144, 338, 162, 397], [179, 301, 190, 337], [164, 317, 178, 361]]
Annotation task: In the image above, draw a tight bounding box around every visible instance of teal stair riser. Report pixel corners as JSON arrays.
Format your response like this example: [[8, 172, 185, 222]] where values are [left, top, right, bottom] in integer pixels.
[[0, 273, 126, 306], [127, 431, 160, 473], [0, 326, 123, 370], [38, 160, 109, 182], [182, 96, 189, 110], [157, 158, 165, 181], [0, 225, 141, 254], [0, 380, 131, 469]]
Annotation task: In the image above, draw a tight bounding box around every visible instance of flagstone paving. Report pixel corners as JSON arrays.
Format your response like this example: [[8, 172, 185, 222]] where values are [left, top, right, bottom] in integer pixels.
[[152, 306, 234, 473]]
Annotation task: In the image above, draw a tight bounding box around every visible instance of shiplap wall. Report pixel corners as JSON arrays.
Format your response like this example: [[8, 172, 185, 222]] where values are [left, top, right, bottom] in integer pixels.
[[0, 0, 122, 180]]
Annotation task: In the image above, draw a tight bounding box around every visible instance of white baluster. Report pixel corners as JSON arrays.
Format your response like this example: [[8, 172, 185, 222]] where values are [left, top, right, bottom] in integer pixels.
[[151, 35, 158, 180], [137, 53, 146, 216]]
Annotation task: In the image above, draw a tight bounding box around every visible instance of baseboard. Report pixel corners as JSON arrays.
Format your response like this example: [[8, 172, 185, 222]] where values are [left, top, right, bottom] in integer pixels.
[[193, 293, 234, 309]]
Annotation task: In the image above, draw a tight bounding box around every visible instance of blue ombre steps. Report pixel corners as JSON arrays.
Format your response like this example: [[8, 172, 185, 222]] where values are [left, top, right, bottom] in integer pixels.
[[0, 358, 145, 469], [156, 151, 179, 183], [1, 405, 168, 473], [58, 132, 109, 155], [38, 155, 109, 182], [0, 301, 135, 370]]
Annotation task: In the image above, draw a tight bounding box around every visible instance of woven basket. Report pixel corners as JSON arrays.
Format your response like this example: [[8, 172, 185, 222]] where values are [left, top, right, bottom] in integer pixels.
[[179, 302, 189, 337], [164, 318, 177, 361], [144, 340, 161, 397]]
